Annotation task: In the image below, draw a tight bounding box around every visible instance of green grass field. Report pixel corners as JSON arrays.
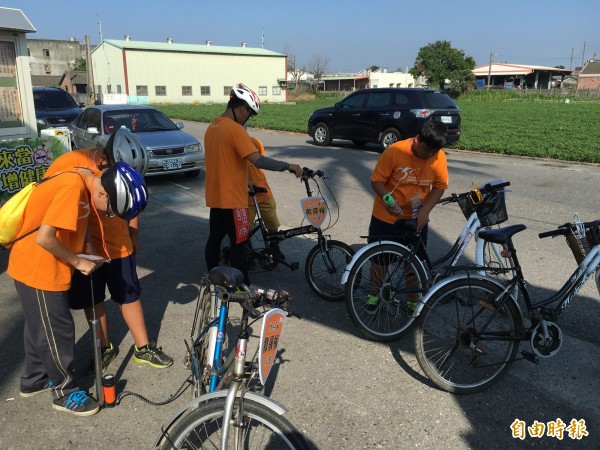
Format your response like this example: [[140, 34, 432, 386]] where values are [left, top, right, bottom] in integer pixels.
[[154, 91, 600, 164]]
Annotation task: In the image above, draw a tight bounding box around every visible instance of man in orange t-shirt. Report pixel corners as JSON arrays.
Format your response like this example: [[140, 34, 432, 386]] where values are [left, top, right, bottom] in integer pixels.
[[8, 168, 111, 416], [365, 120, 449, 314], [46, 144, 173, 373], [204, 83, 302, 284]]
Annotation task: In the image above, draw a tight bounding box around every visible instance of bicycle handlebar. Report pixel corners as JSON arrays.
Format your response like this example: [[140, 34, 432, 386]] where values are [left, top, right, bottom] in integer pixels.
[[538, 220, 600, 239], [218, 288, 292, 320], [438, 181, 511, 204], [300, 167, 324, 181]]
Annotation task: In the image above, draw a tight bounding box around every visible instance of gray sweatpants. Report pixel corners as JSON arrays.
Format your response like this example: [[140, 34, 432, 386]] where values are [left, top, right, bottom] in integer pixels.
[[15, 280, 79, 400]]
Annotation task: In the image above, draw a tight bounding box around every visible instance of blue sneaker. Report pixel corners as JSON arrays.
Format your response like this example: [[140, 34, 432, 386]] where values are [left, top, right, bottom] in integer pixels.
[[52, 391, 99, 416], [20, 377, 54, 398]]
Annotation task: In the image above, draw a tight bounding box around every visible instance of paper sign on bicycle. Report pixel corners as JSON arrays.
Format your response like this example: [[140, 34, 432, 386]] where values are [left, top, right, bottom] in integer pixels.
[[301, 196, 328, 229], [258, 308, 285, 385]]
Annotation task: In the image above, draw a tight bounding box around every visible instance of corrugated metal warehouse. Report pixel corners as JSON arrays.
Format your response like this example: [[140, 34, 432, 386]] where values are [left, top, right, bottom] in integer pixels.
[[91, 38, 287, 104]]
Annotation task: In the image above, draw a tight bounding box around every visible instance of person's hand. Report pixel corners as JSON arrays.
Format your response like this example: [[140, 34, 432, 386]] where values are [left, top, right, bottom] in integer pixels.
[[73, 258, 96, 276], [415, 208, 430, 231], [288, 163, 302, 178]]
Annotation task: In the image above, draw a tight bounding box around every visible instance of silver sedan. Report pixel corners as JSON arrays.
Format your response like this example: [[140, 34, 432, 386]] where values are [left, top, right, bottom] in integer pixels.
[[70, 104, 204, 177]]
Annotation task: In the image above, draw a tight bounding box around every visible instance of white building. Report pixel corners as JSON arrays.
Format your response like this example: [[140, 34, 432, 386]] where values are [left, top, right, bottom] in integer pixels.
[[91, 37, 287, 104]]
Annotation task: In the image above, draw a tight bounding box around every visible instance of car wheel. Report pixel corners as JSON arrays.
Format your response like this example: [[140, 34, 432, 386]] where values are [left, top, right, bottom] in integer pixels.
[[380, 128, 401, 150], [313, 122, 331, 146], [184, 170, 201, 178], [352, 140, 367, 147]]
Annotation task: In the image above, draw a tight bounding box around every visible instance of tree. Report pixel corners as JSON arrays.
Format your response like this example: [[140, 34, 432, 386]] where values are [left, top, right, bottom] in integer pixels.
[[284, 46, 306, 92], [308, 54, 328, 92], [410, 41, 476, 93], [70, 57, 87, 72]]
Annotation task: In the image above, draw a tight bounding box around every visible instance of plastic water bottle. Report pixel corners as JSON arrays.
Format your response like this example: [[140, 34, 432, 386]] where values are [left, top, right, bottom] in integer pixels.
[[383, 193, 402, 215]]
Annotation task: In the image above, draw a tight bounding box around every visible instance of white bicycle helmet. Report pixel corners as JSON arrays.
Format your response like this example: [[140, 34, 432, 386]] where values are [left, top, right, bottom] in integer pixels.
[[230, 83, 260, 115], [105, 126, 150, 176], [101, 162, 148, 220]]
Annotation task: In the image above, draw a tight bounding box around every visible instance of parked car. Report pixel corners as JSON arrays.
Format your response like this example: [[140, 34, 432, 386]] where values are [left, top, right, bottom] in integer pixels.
[[33, 86, 84, 131], [307, 88, 461, 150], [70, 104, 204, 177]]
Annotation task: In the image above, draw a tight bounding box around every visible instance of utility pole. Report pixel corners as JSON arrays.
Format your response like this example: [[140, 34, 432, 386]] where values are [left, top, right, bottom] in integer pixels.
[[85, 35, 95, 106], [581, 41, 586, 67], [570, 48, 574, 69], [486, 52, 494, 90]]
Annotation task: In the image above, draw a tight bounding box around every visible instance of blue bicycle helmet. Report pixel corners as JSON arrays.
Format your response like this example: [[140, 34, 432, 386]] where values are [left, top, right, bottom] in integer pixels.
[[101, 162, 148, 220]]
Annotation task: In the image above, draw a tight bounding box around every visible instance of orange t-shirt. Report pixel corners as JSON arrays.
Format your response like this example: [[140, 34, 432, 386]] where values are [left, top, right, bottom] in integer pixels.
[[371, 138, 449, 224], [7, 172, 90, 291], [247, 137, 272, 205], [45, 149, 133, 259], [204, 117, 258, 209]]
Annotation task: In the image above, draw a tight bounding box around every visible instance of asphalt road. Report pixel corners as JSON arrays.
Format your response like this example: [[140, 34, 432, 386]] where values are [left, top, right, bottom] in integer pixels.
[[1, 122, 599, 449]]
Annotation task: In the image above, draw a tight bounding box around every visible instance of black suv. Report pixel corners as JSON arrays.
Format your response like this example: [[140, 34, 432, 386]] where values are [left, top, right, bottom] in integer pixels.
[[33, 86, 84, 131], [307, 88, 461, 150]]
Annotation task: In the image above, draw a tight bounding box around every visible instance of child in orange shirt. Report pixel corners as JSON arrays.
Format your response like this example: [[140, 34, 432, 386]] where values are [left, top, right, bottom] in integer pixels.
[[8, 163, 147, 416]]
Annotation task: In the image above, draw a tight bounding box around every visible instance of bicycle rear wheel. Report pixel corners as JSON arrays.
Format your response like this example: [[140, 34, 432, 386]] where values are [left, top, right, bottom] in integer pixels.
[[414, 278, 524, 394], [345, 243, 428, 341], [162, 398, 311, 450], [305, 239, 354, 301]]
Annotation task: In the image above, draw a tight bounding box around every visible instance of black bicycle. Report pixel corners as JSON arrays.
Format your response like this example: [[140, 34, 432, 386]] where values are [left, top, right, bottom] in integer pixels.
[[413, 217, 600, 394], [222, 167, 354, 301]]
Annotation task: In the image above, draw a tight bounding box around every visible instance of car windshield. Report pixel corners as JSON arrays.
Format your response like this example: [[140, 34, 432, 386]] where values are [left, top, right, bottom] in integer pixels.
[[103, 109, 178, 134], [33, 90, 78, 109]]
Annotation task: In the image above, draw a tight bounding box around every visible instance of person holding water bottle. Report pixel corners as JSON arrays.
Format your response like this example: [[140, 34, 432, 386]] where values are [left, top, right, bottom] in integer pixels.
[[364, 120, 449, 314]]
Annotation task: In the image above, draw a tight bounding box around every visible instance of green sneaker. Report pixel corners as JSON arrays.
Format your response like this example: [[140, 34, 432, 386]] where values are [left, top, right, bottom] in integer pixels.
[[133, 342, 174, 369], [365, 294, 380, 315], [405, 299, 417, 313], [87, 342, 118, 375]]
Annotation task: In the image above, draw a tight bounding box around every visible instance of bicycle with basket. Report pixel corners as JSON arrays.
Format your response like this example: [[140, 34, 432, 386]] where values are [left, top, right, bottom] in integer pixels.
[[342, 180, 515, 341], [221, 166, 354, 301], [156, 266, 311, 449], [412, 215, 600, 394]]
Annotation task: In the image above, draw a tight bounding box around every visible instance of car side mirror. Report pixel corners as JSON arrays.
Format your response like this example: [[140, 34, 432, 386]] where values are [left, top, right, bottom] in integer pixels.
[[86, 126, 99, 134], [78, 102, 86, 108], [175, 122, 184, 129], [334, 102, 341, 109]]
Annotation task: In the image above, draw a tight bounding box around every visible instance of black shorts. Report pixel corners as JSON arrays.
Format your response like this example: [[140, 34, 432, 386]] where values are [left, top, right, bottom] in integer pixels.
[[68, 254, 141, 310], [367, 216, 428, 262]]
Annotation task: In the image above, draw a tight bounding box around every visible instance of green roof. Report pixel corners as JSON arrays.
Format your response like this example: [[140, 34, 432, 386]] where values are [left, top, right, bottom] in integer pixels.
[[98, 39, 285, 58]]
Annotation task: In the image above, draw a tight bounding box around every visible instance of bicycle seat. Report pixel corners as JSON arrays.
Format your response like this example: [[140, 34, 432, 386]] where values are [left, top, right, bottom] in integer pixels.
[[249, 186, 268, 196], [478, 224, 526, 244], [208, 266, 244, 289]]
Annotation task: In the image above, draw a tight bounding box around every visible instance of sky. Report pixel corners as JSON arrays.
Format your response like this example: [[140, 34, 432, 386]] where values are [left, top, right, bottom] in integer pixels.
[[6, 0, 599, 72]]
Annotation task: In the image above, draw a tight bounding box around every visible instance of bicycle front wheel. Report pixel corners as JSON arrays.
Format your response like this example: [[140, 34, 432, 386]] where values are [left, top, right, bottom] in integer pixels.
[[345, 243, 428, 341], [414, 278, 524, 394], [162, 398, 311, 450], [305, 239, 354, 301]]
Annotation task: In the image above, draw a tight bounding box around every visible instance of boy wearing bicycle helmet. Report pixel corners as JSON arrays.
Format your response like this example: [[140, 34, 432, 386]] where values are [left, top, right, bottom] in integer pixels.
[[7, 163, 146, 416], [45, 128, 173, 373], [204, 83, 302, 284], [366, 121, 449, 313]]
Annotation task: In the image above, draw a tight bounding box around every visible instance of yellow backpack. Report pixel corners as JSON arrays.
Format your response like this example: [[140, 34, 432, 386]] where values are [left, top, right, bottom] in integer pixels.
[[0, 182, 37, 248], [0, 173, 66, 248]]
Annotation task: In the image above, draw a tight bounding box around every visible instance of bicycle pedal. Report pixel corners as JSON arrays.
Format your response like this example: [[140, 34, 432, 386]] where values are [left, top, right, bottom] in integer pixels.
[[521, 351, 539, 364], [290, 262, 299, 271]]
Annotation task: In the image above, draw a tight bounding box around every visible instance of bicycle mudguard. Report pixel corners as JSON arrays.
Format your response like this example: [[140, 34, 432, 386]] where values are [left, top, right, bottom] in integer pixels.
[[411, 273, 522, 319], [155, 391, 288, 447], [340, 240, 417, 285]]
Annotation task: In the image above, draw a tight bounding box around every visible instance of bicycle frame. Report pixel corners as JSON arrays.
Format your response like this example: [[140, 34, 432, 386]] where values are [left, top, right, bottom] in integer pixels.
[[341, 211, 493, 285]]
